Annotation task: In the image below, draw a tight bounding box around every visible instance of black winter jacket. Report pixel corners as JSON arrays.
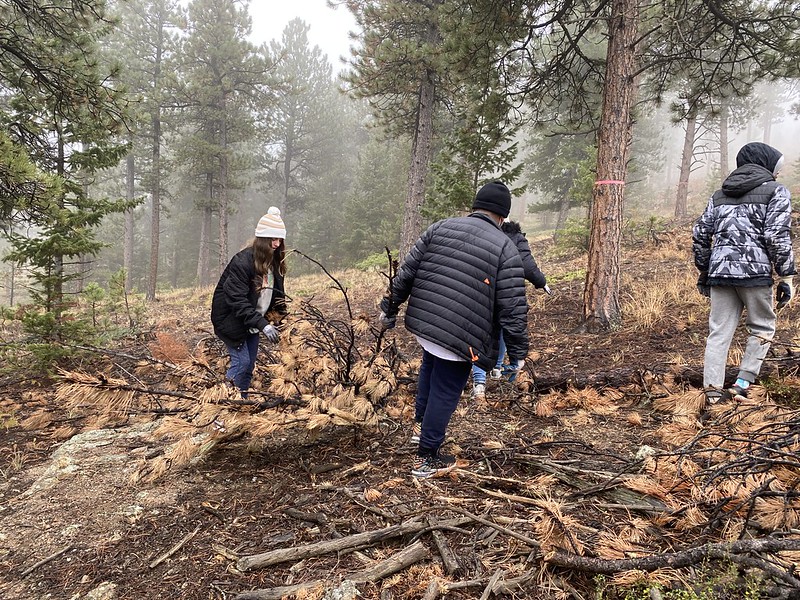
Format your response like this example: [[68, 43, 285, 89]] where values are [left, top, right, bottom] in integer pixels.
[[211, 247, 286, 347], [380, 212, 529, 371], [502, 221, 546, 288]]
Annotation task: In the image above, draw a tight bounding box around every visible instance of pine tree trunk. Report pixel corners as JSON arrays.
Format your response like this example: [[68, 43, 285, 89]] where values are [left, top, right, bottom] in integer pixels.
[[581, 0, 638, 332], [124, 151, 135, 292], [147, 109, 162, 301], [400, 68, 435, 259], [218, 112, 229, 277], [719, 102, 729, 186], [53, 126, 65, 320], [554, 195, 571, 241], [763, 103, 773, 144], [197, 190, 212, 287], [674, 111, 696, 219]]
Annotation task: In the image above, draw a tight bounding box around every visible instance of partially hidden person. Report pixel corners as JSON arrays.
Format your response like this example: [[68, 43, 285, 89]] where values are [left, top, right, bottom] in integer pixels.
[[211, 207, 288, 398], [471, 219, 549, 401], [379, 181, 529, 478], [693, 142, 795, 403]]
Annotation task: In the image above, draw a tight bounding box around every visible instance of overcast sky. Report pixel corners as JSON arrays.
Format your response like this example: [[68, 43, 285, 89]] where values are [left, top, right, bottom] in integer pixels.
[[247, 0, 357, 71]]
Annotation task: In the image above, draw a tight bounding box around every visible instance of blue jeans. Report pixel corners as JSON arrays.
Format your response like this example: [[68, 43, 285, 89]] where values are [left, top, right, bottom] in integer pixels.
[[226, 333, 260, 397], [471, 331, 506, 385], [414, 350, 472, 456]]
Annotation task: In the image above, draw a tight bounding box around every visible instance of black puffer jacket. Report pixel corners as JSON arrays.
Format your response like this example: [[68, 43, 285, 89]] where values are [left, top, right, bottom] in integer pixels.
[[381, 213, 529, 371], [211, 247, 286, 347], [502, 221, 546, 288]]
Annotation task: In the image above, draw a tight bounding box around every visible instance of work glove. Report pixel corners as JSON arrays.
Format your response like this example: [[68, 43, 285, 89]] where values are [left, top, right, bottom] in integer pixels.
[[262, 324, 280, 343], [776, 276, 794, 309], [503, 358, 524, 383], [696, 271, 710, 298], [378, 311, 396, 331]]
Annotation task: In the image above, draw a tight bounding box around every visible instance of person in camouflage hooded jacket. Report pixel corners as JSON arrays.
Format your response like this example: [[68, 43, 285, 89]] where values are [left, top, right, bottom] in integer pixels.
[[692, 142, 795, 402]]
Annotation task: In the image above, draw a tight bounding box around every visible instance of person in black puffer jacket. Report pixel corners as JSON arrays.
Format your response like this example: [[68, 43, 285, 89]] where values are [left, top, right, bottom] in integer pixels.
[[379, 181, 529, 478], [470, 220, 548, 400], [693, 142, 795, 403], [211, 207, 288, 397]]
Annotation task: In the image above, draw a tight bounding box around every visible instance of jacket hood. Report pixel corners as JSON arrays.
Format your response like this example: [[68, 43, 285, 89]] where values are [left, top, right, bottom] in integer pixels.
[[736, 142, 783, 174], [721, 164, 775, 198]]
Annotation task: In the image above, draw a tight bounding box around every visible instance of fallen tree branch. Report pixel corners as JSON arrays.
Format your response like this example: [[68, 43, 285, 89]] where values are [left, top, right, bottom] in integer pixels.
[[149, 526, 201, 568], [21, 545, 74, 577], [441, 506, 540, 549], [425, 570, 538, 597], [233, 540, 429, 600], [428, 517, 461, 575], [546, 537, 800, 587], [236, 516, 472, 571], [480, 568, 503, 600]]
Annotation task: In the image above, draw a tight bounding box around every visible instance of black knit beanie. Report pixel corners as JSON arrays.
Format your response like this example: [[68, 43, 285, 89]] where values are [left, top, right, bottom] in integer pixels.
[[736, 142, 784, 176], [472, 181, 511, 218]]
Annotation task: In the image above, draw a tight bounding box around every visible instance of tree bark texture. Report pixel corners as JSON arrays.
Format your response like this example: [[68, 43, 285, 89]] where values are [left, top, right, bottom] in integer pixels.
[[124, 151, 135, 292], [147, 105, 161, 301], [218, 106, 229, 278], [400, 68, 435, 260], [674, 110, 696, 219], [197, 200, 212, 287], [582, 0, 638, 331], [719, 102, 729, 186]]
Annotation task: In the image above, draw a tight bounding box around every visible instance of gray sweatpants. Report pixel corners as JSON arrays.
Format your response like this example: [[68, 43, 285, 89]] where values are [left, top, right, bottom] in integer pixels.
[[703, 285, 775, 389]]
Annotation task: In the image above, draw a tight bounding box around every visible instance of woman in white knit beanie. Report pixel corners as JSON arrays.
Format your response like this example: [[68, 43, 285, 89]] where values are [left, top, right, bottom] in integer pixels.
[[210, 207, 288, 397]]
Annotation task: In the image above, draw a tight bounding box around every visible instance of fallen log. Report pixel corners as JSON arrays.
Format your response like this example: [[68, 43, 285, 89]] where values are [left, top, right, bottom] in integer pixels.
[[547, 537, 800, 588], [532, 359, 800, 394], [428, 517, 461, 575], [233, 540, 429, 600], [236, 516, 472, 572]]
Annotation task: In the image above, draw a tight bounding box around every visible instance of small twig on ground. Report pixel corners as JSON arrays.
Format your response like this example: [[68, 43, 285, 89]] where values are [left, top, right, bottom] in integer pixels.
[[21, 545, 75, 577], [149, 526, 201, 569], [480, 569, 504, 600]]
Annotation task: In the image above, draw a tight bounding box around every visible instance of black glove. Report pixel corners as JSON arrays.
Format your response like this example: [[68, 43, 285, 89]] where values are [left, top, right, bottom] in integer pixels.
[[378, 311, 396, 331], [697, 272, 710, 298], [262, 324, 279, 343], [776, 276, 794, 309]]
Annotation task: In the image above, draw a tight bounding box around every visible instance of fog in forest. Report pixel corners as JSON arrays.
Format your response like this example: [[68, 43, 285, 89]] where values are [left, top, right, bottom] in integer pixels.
[[1, 1, 799, 305]]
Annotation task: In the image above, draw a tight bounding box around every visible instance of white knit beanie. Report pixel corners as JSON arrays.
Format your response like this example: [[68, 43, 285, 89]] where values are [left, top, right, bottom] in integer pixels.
[[255, 206, 286, 239]]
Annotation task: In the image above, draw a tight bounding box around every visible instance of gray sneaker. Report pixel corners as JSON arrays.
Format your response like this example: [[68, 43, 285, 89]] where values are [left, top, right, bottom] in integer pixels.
[[411, 453, 456, 478], [471, 383, 486, 400]]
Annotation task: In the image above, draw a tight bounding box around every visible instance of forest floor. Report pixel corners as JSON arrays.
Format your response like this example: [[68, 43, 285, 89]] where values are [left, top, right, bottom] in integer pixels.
[[2, 222, 800, 600]]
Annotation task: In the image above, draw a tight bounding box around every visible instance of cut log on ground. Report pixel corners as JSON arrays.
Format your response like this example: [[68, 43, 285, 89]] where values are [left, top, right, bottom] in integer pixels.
[[233, 540, 429, 600], [236, 516, 472, 572]]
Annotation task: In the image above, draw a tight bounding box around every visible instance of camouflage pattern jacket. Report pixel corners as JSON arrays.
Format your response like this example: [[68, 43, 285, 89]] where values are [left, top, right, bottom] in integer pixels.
[[692, 163, 795, 287]]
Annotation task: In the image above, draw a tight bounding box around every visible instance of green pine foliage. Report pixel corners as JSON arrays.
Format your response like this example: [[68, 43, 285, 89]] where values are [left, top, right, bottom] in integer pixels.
[[0, 0, 133, 322]]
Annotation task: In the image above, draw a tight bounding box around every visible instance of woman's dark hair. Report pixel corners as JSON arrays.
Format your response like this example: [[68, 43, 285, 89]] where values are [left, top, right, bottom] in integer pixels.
[[251, 237, 287, 284]]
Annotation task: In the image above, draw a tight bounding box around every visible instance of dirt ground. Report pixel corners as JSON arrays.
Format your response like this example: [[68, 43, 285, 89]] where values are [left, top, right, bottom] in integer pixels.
[[2, 226, 800, 600]]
